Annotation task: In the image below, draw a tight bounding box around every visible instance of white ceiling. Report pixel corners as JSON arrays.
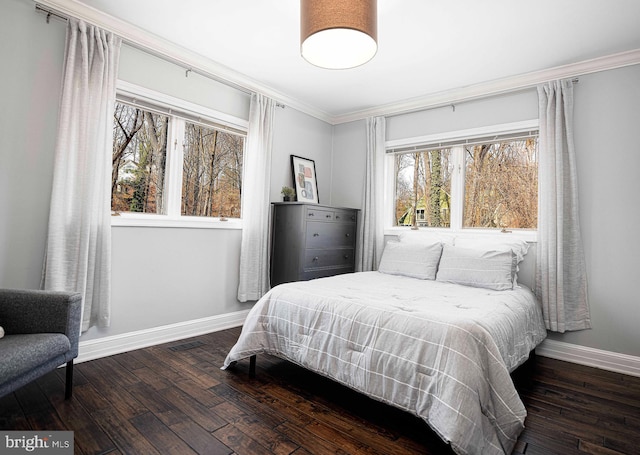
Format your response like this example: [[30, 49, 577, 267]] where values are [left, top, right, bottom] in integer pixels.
[[54, 0, 640, 122]]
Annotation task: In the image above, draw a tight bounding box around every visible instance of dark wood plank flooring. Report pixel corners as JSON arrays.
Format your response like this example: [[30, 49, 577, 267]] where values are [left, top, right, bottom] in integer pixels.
[[1, 327, 639, 454]]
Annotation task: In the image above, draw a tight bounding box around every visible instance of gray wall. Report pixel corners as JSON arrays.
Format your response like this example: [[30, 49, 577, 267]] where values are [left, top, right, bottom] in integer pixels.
[[545, 64, 640, 356], [0, 0, 65, 290], [0, 0, 334, 343], [331, 119, 367, 208], [118, 45, 250, 121], [108, 227, 245, 336], [331, 67, 640, 358], [386, 90, 539, 141], [271, 106, 334, 205]]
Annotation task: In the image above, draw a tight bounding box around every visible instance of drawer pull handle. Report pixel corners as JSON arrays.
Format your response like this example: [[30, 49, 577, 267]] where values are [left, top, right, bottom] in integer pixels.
[[313, 257, 319, 262], [344, 255, 349, 259], [326, 214, 331, 218], [313, 233, 319, 237], [345, 233, 350, 237], [335, 215, 340, 219], [308, 213, 314, 217]]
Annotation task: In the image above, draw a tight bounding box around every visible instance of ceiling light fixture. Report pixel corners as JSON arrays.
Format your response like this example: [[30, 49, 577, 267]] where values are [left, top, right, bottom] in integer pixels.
[[300, 0, 378, 70]]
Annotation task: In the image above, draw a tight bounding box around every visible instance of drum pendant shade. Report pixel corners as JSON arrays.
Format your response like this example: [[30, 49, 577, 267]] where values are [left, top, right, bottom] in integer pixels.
[[300, 0, 378, 69]]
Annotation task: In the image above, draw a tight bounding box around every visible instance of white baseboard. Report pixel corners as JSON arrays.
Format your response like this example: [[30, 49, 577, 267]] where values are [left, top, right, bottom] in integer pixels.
[[76, 309, 250, 364], [536, 339, 640, 378], [75, 312, 640, 379]]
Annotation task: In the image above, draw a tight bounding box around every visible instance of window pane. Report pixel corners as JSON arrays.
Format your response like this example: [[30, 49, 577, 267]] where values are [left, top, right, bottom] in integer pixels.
[[112, 103, 168, 214], [181, 123, 244, 218], [394, 149, 452, 227], [463, 138, 538, 229]]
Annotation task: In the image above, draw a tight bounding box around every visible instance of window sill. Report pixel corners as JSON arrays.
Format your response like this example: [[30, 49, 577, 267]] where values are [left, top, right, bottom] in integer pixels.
[[111, 214, 242, 230], [384, 226, 537, 242]]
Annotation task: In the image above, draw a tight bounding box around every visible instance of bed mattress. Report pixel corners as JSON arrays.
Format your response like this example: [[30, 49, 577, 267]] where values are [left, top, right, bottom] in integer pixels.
[[223, 271, 547, 455]]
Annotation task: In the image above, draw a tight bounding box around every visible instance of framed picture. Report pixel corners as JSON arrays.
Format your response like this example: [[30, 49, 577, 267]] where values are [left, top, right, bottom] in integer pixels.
[[291, 155, 319, 204]]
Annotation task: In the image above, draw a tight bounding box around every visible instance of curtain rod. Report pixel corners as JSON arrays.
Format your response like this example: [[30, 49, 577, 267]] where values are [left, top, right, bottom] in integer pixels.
[[34, 3, 283, 104], [35, 4, 65, 23], [384, 77, 579, 120]]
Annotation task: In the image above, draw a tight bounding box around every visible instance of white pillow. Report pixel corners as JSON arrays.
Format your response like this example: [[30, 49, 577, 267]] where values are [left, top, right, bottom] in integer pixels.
[[436, 245, 515, 291], [454, 237, 530, 263], [378, 241, 443, 280], [454, 236, 529, 286], [0, 326, 4, 339]]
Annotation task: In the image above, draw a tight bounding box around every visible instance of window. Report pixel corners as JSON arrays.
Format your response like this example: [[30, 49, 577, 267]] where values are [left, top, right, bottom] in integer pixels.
[[388, 122, 538, 232], [181, 122, 244, 218], [463, 139, 538, 229], [111, 83, 247, 225], [112, 104, 169, 214], [394, 149, 453, 228]]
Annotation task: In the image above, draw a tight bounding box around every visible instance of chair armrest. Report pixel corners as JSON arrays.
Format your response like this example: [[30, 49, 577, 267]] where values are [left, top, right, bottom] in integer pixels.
[[0, 289, 82, 357]]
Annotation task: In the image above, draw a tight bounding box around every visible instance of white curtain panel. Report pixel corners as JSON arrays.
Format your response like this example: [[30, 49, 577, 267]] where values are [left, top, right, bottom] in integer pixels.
[[536, 80, 591, 332], [356, 116, 386, 272], [237, 93, 276, 302], [42, 19, 121, 332]]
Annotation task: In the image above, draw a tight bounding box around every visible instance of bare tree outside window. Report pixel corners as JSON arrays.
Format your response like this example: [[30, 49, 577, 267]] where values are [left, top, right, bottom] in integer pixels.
[[392, 137, 538, 230], [464, 138, 538, 229], [181, 122, 244, 218], [111, 92, 246, 222], [112, 103, 168, 214], [394, 149, 453, 228]]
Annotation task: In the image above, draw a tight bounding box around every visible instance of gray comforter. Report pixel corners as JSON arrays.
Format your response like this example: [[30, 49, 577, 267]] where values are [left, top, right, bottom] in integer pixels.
[[223, 271, 547, 455]]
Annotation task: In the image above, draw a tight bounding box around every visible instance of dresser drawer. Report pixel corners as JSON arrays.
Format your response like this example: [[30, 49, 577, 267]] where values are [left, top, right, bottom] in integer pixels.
[[305, 222, 356, 249], [333, 208, 357, 223], [306, 207, 335, 221], [305, 206, 357, 223], [300, 267, 353, 281], [303, 249, 354, 271]]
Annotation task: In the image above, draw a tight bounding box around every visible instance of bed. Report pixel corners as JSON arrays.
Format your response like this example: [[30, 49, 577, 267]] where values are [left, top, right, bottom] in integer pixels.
[[223, 238, 547, 455]]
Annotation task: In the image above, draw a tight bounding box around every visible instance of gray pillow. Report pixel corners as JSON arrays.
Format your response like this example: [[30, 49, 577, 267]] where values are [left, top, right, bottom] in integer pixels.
[[454, 237, 529, 263], [378, 241, 443, 280], [454, 237, 529, 287], [436, 245, 515, 291]]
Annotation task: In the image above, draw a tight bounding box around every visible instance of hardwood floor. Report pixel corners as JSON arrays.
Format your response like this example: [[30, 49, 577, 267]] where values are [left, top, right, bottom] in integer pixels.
[[1, 327, 639, 454]]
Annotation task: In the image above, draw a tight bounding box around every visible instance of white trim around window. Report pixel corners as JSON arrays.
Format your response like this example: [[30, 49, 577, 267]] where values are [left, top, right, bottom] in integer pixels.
[[111, 213, 242, 230], [385, 120, 539, 152], [116, 80, 249, 132], [384, 120, 539, 242], [112, 81, 248, 229]]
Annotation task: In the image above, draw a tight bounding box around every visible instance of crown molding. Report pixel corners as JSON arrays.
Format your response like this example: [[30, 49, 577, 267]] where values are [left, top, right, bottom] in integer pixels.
[[33, 1, 640, 126], [34, 0, 335, 124], [332, 48, 640, 124]]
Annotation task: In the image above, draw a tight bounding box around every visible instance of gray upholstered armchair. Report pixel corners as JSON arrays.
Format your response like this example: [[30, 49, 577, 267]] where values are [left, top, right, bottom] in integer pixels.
[[0, 289, 82, 399]]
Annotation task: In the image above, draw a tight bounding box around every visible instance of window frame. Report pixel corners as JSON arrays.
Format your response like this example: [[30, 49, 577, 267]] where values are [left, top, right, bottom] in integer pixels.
[[384, 120, 539, 242], [111, 81, 249, 230]]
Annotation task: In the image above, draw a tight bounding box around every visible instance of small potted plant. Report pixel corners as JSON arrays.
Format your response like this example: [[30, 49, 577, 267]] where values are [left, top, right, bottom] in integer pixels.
[[281, 186, 295, 202]]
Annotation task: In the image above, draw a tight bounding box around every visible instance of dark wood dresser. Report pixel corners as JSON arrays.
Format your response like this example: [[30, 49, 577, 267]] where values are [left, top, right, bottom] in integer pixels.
[[270, 203, 359, 287]]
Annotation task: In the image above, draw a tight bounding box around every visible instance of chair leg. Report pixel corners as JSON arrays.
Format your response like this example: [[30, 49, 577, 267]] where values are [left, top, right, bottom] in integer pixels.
[[65, 361, 74, 400]]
